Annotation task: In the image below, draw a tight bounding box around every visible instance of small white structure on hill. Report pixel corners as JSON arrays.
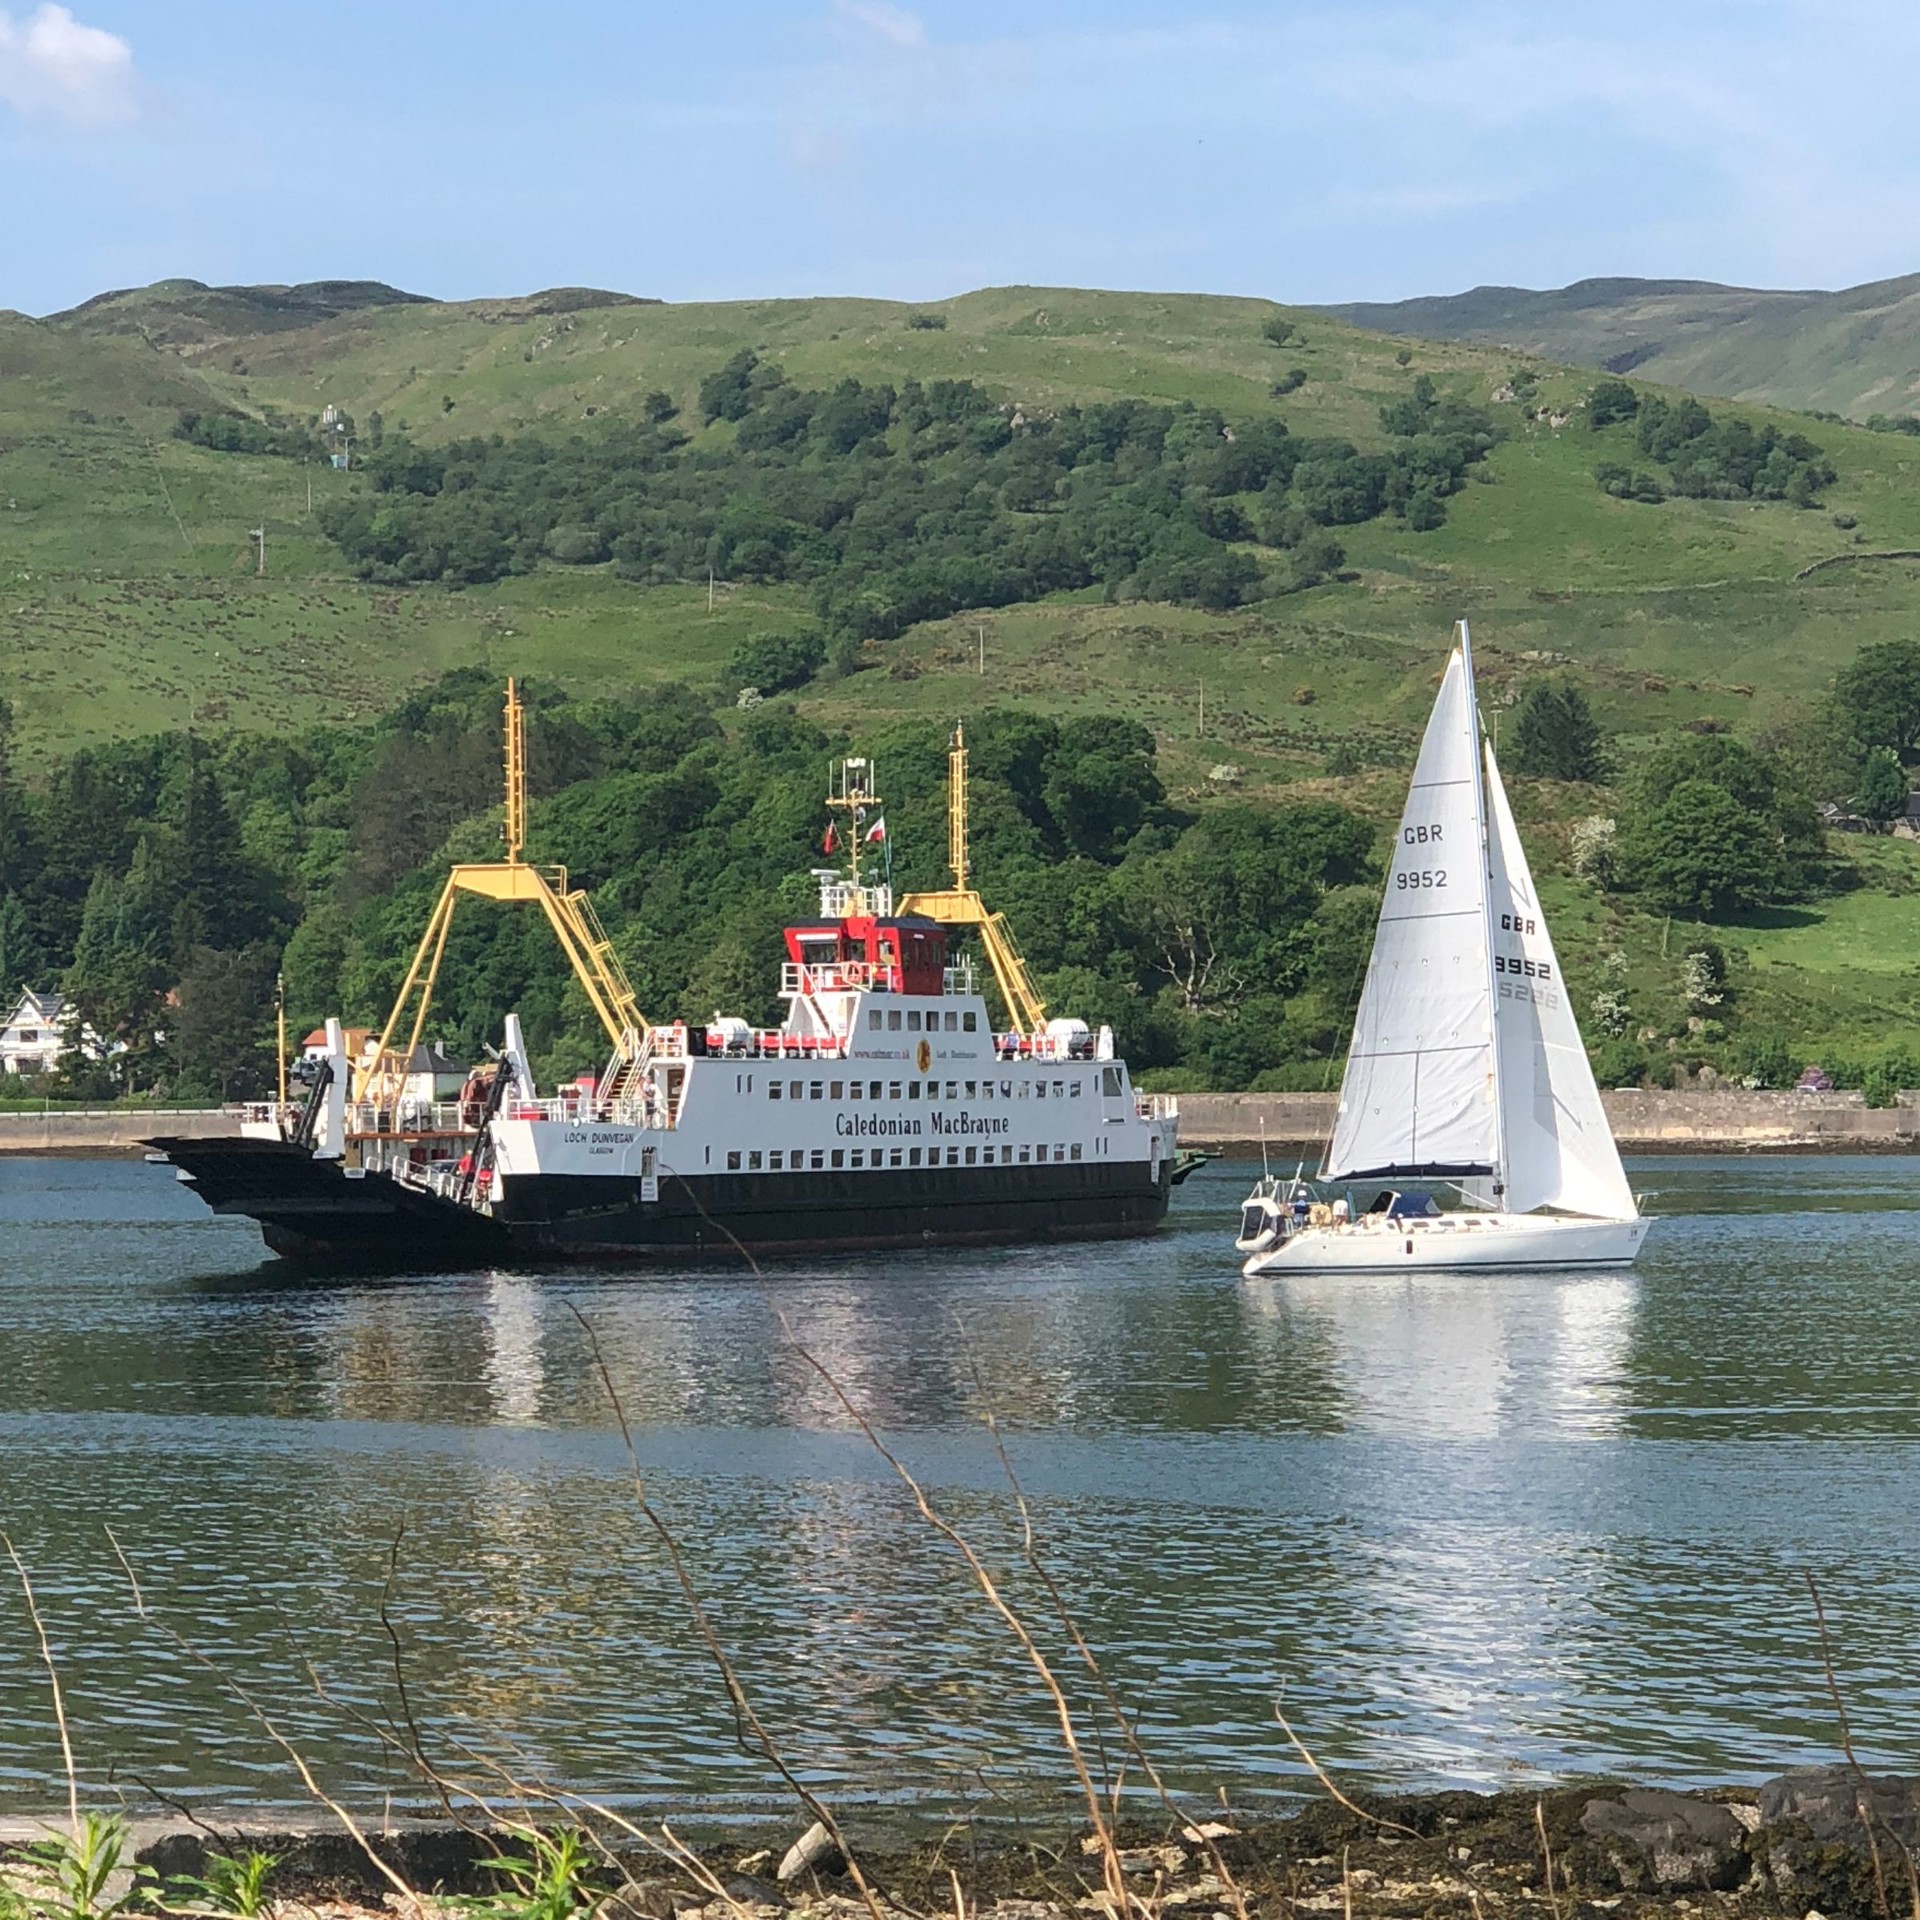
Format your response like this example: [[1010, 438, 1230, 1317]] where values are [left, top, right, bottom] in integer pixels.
[[0, 988, 113, 1076]]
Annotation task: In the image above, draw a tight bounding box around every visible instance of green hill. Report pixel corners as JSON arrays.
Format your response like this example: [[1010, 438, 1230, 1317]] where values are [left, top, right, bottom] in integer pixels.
[[1322, 273, 1920, 421], [13, 275, 1920, 1089]]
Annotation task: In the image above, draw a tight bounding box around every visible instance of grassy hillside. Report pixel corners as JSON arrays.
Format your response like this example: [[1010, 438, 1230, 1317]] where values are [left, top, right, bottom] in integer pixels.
[[11, 277, 1920, 1077], [1322, 273, 1920, 421]]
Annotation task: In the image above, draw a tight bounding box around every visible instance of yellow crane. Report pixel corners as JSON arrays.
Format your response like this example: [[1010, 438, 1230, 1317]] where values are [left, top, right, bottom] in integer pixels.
[[354, 680, 647, 1105], [900, 722, 1049, 1035]]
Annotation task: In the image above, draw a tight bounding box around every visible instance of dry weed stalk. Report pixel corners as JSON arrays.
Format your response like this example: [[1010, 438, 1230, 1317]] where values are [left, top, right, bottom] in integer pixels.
[[105, 1528, 430, 1918], [1271, 1699, 1417, 1841], [778, 1311, 1137, 1920], [1533, 1799, 1567, 1920], [3, 1529, 82, 1837], [1806, 1572, 1920, 1920], [958, 1345, 1250, 1920], [564, 1301, 896, 1920]]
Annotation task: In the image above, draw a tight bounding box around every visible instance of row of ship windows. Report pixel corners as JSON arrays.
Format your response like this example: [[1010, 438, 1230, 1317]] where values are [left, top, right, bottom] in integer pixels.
[[772, 1077, 1083, 1102], [727, 1143, 1083, 1171], [868, 1008, 978, 1032]]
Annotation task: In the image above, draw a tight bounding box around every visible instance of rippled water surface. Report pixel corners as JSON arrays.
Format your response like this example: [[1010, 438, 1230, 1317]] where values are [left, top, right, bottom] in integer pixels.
[[3, 1152, 1919, 1815]]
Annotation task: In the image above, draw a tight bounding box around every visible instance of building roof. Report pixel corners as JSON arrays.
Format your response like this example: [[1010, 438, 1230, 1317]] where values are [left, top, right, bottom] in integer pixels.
[[405, 1043, 469, 1074], [4, 988, 65, 1027]]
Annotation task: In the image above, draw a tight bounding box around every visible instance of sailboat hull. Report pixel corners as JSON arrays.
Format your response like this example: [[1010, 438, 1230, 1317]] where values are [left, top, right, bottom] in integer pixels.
[[1241, 1210, 1648, 1275]]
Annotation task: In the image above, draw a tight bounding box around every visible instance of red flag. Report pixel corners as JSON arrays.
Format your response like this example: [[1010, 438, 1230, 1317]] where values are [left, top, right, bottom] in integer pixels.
[[822, 822, 838, 854], [864, 816, 887, 844]]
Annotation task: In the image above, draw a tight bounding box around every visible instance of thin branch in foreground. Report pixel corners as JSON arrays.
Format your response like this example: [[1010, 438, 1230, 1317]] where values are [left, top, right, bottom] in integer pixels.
[[563, 1301, 895, 1920], [105, 1527, 427, 1916], [778, 1309, 1137, 1920], [4, 1530, 81, 1837], [959, 1339, 1250, 1920], [1271, 1696, 1419, 1840]]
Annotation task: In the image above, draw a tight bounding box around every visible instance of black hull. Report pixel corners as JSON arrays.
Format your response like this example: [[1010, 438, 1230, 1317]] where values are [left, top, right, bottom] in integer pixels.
[[150, 1136, 1173, 1269]]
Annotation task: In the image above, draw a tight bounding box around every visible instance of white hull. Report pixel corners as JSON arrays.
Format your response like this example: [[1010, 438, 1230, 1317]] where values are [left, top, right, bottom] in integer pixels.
[[1242, 1210, 1647, 1275]]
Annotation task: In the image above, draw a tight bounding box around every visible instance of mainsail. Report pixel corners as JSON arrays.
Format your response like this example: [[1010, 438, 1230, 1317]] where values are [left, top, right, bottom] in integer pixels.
[[1482, 737, 1638, 1220], [1323, 643, 1499, 1183]]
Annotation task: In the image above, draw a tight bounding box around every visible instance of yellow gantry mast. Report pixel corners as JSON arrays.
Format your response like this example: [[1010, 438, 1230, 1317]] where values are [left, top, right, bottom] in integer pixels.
[[354, 680, 647, 1105], [900, 723, 1049, 1035]]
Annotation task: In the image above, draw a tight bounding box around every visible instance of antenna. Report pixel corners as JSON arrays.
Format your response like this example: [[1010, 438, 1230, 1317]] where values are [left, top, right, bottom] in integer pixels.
[[504, 677, 527, 862]]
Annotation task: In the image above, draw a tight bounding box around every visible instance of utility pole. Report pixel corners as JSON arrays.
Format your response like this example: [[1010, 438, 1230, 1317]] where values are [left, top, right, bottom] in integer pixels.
[[707, 566, 715, 613], [977, 623, 985, 676], [250, 525, 266, 576], [1198, 678, 1205, 737]]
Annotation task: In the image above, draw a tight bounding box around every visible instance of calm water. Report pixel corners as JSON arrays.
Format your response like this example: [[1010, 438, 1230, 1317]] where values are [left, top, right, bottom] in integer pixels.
[[1, 1153, 1918, 1818]]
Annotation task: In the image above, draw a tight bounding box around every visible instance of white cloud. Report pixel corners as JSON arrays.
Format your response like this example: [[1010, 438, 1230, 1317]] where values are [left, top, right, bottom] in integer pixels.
[[0, 4, 135, 124], [831, 0, 926, 51]]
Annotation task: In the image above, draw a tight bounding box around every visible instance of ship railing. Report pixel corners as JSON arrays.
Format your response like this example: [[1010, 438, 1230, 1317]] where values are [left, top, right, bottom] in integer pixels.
[[991, 1031, 1098, 1063], [1136, 1093, 1179, 1122], [942, 960, 977, 995], [782, 960, 890, 997], [642, 1022, 850, 1063]]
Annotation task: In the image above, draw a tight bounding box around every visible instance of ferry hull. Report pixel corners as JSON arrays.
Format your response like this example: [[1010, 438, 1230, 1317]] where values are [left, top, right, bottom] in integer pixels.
[[152, 1136, 1173, 1268]]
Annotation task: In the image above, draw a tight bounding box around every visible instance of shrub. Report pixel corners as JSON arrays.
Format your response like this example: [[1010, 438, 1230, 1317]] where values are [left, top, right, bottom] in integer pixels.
[[905, 311, 947, 330], [727, 629, 827, 695], [1587, 1035, 1646, 1087], [1261, 315, 1298, 347]]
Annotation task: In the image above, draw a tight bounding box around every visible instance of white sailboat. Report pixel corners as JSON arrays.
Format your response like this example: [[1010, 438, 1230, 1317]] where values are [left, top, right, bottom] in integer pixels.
[[1241, 622, 1647, 1275]]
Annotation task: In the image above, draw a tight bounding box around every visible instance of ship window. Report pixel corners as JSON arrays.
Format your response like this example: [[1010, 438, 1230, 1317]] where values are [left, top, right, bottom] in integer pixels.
[[849, 1081, 861, 1101], [830, 1080, 843, 1099], [948, 1147, 960, 1165], [965, 1081, 976, 1098], [1002, 1145, 1013, 1164], [749, 1150, 762, 1170], [810, 1150, 824, 1170], [1018, 1082, 1028, 1099], [945, 1011, 958, 1031], [909, 1147, 922, 1166], [1036, 1081, 1046, 1100], [1035, 1144, 1047, 1163], [1071, 1143, 1082, 1160], [964, 1011, 978, 1031], [890, 1148, 902, 1166], [907, 1010, 922, 1031], [908, 1082, 921, 1100], [770, 1151, 782, 1169], [810, 1082, 823, 1100], [965, 1146, 976, 1165], [832, 1149, 844, 1168], [889, 1082, 901, 1100], [888, 1010, 902, 1031], [1019, 1145, 1030, 1162], [1001, 1080, 1012, 1099], [790, 1079, 802, 1099], [727, 1151, 741, 1170], [868, 1011, 882, 1031], [870, 1080, 882, 1098], [850, 1150, 863, 1167], [1054, 1081, 1064, 1099], [1102, 1067, 1122, 1098], [769, 1081, 782, 1100], [1071, 1080, 1081, 1097]]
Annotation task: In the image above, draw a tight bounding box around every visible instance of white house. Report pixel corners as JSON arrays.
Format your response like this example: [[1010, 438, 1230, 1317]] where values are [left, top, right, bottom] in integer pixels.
[[0, 988, 85, 1076]]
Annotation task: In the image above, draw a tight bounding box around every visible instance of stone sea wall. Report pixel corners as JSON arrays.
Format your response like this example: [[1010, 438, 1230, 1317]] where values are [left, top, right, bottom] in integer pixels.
[[1174, 1088, 1920, 1152], [0, 1107, 237, 1154]]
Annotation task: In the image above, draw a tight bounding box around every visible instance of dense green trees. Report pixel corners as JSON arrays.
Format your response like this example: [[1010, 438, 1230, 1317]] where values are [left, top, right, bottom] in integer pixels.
[[312, 356, 1501, 633], [1505, 680, 1608, 782], [0, 677, 1381, 1098], [1836, 639, 1920, 759], [1585, 382, 1836, 505], [1616, 733, 1823, 914]]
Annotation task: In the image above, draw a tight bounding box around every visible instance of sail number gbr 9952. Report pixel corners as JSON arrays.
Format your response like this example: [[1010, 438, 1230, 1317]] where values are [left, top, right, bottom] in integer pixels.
[[1395, 821, 1447, 890]]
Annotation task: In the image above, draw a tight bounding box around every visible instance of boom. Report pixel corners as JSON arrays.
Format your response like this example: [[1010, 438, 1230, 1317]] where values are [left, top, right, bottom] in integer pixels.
[[899, 723, 1049, 1035], [355, 680, 645, 1103]]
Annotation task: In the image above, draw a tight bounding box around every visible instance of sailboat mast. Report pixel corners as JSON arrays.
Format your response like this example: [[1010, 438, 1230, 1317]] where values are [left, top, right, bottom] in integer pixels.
[[1457, 619, 1509, 1203]]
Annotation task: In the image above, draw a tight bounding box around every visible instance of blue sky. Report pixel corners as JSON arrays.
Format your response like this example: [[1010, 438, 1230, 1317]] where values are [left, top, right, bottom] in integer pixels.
[[1, 0, 1914, 315]]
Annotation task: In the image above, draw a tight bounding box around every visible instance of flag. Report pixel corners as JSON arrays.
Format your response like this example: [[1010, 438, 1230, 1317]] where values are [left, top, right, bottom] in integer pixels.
[[864, 817, 887, 845], [823, 822, 838, 854]]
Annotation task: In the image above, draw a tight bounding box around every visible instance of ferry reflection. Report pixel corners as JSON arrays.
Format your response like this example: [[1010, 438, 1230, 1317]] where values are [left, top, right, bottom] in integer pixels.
[[1239, 1265, 1638, 1438]]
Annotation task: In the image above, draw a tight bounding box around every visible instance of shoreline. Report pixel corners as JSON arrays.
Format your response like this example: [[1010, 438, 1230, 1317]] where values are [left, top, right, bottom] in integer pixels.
[[0, 1772, 1901, 1920], [7, 1088, 1920, 1157]]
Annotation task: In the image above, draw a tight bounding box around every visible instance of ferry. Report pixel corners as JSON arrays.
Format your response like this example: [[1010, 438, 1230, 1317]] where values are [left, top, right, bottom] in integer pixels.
[[148, 689, 1180, 1265]]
